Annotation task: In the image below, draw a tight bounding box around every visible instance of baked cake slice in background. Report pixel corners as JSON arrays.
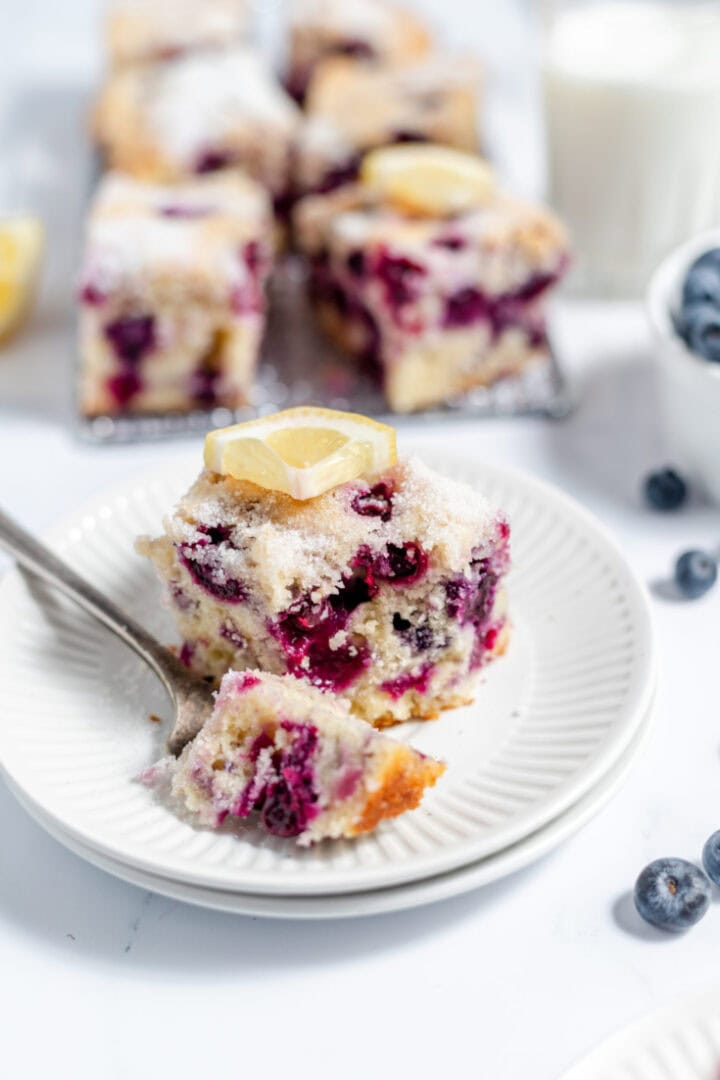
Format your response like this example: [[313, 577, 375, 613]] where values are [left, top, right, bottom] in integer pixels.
[[138, 409, 511, 727], [295, 55, 483, 199], [294, 146, 569, 412], [105, 0, 251, 69], [92, 47, 301, 207], [286, 0, 433, 105], [78, 171, 272, 416], [157, 670, 445, 845]]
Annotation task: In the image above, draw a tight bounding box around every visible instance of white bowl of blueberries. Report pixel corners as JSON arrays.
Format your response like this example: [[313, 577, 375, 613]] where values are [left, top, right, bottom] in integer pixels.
[[647, 230, 720, 507]]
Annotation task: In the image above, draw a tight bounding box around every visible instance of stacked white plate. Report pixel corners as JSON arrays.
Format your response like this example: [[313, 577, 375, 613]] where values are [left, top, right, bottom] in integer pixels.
[[562, 989, 720, 1079], [0, 449, 656, 919]]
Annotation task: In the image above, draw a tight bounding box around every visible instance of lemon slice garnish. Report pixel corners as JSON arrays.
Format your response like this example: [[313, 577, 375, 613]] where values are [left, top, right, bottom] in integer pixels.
[[0, 217, 44, 343], [361, 145, 496, 218], [204, 407, 398, 500]]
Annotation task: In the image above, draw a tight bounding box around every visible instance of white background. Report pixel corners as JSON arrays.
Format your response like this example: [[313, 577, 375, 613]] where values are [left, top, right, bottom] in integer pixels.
[[0, 3, 719, 1078]]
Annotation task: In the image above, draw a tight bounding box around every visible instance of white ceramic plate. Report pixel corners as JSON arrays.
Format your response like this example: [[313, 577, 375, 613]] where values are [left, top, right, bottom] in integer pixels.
[[3, 701, 652, 920], [563, 988, 720, 1080], [0, 449, 655, 895]]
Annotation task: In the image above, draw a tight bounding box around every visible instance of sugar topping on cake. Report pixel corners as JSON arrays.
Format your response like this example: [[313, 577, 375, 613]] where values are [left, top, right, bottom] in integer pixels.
[[163, 454, 500, 610], [303, 57, 482, 150], [290, 0, 399, 40], [307, 188, 567, 273], [97, 171, 268, 221], [108, 0, 250, 66], [81, 172, 270, 299], [146, 48, 301, 164]]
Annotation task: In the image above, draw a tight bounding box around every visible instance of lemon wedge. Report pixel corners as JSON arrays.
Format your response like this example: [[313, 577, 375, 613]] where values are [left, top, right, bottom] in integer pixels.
[[204, 407, 398, 500], [361, 144, 496, 217], [0, 217, 44, 343]]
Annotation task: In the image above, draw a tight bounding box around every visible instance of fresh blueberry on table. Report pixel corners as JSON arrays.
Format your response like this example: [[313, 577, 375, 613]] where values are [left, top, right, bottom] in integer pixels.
[[643, 467, 687, 511], [634, 858, 711, 932], [702, 831, 720, 886], [674, 549, 717, 599]]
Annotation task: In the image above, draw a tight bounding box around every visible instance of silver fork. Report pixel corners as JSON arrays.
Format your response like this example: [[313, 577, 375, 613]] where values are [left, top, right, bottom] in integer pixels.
[[0, 506, 214, 755]]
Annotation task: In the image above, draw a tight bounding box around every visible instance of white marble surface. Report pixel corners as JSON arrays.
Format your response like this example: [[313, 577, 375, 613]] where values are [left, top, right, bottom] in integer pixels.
[[1, 3, 720, 1079]]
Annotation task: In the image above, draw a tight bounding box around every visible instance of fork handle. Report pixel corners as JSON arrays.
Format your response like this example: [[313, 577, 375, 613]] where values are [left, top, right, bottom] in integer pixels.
[[0, 505, 185, 698]]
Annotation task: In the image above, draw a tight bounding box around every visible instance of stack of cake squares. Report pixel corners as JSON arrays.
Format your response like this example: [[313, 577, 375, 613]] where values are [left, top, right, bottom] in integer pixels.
[[78, 0, 569, 420]]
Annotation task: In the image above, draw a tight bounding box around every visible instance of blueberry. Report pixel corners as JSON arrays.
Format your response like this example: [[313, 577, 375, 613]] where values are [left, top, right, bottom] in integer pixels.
[[337, 39, 375, 60], [374, 251, 426, 309], [346, 250, 366, 278], [683, 264, 720, 308], [634, 858, 711, 932], [392, 612, 435, 652], [351, 482, 394, 521], [702, 831, 720, 886], [443, 287, 489, 329], [260, 779, 305, 838], [104, 314, 156, 364], [106, 369, 142, 406], [675, 550, 717, 599], [643, 468, 687, 511], [375, 542, 428, 584], [678, 302, 720, 362], [194, 149, 233, 174], [179, 547, 247, 603]]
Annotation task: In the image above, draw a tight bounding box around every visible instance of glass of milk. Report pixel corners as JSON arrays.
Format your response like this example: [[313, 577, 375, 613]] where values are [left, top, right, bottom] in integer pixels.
[[543, 0, 720, 297]]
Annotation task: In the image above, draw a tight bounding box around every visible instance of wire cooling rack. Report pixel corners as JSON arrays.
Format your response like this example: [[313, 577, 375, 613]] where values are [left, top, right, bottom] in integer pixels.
[[76, 256, 574, 445]]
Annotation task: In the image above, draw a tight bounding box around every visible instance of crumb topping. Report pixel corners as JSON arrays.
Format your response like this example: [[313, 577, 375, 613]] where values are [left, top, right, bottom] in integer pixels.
[[164, 456, 500, 609], [300, 187, 568, 274], [145, 48, 300, 163], [82, 172, 270, 298], [290, 0, 397, 39]]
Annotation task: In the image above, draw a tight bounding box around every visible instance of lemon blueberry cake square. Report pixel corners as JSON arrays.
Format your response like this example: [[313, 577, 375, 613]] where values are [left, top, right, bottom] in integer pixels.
[[138, 409, 510, 728], [93, 46, 301, 205], [152, 669, 445, 843], [286, 0, 432, 105], [105, 0, 250, 69], [78, 171, 273, 416], [295, 56, 483, 198], [294, 146, 570, 413]]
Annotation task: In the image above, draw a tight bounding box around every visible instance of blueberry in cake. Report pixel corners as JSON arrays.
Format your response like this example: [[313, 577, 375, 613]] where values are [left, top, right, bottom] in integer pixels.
[[294, 145, 570, 413], [151, 669, 445, 844], [138, 408, 510, 728], [105, 0, 250, 69], [78, 171, 272, 416], [93, 46, 301, 206], [286, 0, 432, 105], [295, 55, 483, 199]]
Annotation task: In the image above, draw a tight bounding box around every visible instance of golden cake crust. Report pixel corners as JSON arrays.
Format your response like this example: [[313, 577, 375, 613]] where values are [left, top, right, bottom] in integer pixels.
[[166, 669, 446, 842], [349, 749, 446, 835]]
